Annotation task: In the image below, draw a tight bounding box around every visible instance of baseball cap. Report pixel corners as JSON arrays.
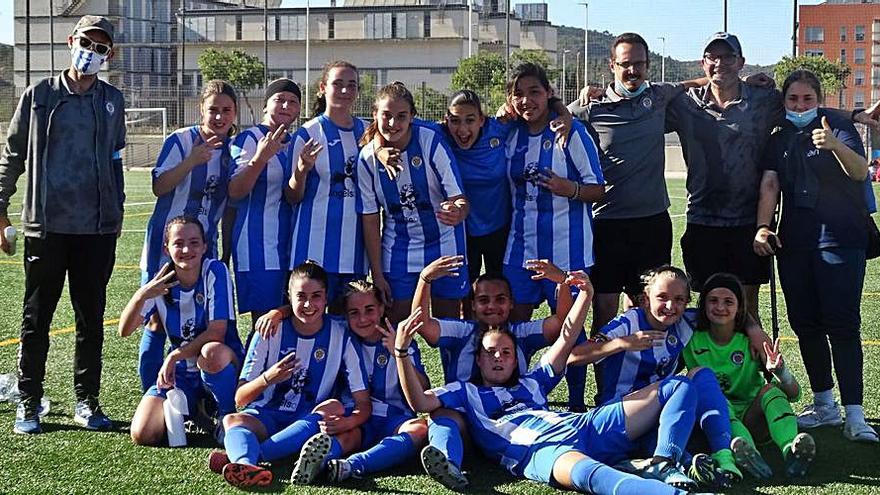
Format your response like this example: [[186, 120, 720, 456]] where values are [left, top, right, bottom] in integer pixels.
[[72, 15, 115, 44], [703, 32, 742, 56]]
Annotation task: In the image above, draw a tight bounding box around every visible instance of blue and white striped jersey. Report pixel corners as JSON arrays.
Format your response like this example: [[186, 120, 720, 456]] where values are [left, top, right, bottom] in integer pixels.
[[140, 258, 236, 373], [240, 315, 368, 413], [230, 124, 292, 273], [432, 363, 573, 476], [357, 124, 466, 273], [140, 126, 231, 278], [596, 307, 697, 405], [504, 119, 604, 271], [290, 115, 367, 274], [433, 319, 548, 384], [355, 339, 424, 418]]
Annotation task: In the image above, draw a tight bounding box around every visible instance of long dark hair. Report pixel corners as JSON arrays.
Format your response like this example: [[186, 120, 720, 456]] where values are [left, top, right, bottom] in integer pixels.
[[696, 272, 747, 332], [359, 81, 417, 147], [288, 259, 329, 295], [469, 326, 521, 388], [312, 60, 359, 118]]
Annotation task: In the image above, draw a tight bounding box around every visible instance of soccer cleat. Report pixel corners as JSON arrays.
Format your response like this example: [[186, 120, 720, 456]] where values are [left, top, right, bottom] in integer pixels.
[[222, 462, 273, 488], [625, 458, 698, 491], [730, 436, 773, 480], [711, 448, 743, 485], [13, 400, 41, 435], [784, 432, 816, 477], [421, 445, 469, 492], [291, 432, 332, 485], [797, 402, 843, 429], [686, 452, 730, 490], [207, 449, 230, 474], [843, 420, 880, 443], [73, 399, 113, 431], [326, 459, 354, 482]]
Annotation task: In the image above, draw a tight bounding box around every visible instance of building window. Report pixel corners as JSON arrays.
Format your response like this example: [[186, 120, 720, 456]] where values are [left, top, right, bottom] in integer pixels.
[[184, 16, 215, 42], [274, 16, 281, 41], [328, 14, 335, 39], [839, 91, 846, 109], [235, 16, 242, 41], [855, 91, 866, 108], [805, 26, 824, 43], [856, 69, 866, 86], [365, 13, 393, 39], [805, 49, 824, 57], [856, 47, 866, 64], [424, 11, 431, 37], [856, 25, 866, 41], [279, 15, 307, 40], [840, 26, 847, 41], [840, 48, 846, 64]]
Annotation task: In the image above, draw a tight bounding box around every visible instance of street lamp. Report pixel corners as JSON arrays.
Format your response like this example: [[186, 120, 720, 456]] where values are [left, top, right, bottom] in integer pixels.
[[658, 36, 666, 82], [468, 0, 473, 58], [580, 3, 588, 86], [562, 49, 571, 102]]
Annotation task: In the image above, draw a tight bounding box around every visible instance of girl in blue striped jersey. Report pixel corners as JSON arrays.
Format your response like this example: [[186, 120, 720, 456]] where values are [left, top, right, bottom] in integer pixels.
[[120, 216, 242, 447], [228, 79, 300, 329], [503, 63, 605, 323], [136, 81, 238, 392], [357, 82, 470, 322], [397, 276, 702, 494], [287, 61, 367, 312], [207, 261, 371, 489]]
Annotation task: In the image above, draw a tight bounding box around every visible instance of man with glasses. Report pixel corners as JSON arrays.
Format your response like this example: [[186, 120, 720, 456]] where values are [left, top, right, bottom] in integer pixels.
[[0, 15, 126, 434]]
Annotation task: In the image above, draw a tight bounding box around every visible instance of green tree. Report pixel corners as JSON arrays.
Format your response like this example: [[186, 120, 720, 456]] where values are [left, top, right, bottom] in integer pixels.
[[511, 49, 559, 82], [197, 48, 266, 123], [413, 84, 449, 122], [450, 52, 507, 111], [774, 55, 851, 97]]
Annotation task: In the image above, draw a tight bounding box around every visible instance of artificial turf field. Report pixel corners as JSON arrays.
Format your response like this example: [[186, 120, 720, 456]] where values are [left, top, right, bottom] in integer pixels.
[[1, 170, 880, 495]]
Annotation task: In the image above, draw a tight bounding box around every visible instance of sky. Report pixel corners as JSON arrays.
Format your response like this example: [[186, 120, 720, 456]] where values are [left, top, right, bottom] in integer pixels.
[[0, 0, 826, 66]]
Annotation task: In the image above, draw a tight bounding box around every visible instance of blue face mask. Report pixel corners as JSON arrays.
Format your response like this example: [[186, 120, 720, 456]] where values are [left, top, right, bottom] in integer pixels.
[[614, 80, 648, 99], [785, 108, 818, 128], [70, 45, 107, 76]]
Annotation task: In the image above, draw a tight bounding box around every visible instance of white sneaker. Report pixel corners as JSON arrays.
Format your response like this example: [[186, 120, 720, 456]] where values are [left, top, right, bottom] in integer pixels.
[[843, 420, 880, 443], [797, 402, 843, 429]]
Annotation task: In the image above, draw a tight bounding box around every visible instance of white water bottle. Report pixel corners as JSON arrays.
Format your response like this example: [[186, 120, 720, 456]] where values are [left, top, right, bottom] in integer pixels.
[[3, 226, 15, 256], [163, 388, 189, 447]]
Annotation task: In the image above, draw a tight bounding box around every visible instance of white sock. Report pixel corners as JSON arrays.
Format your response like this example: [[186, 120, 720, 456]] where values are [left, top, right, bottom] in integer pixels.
[[813, 390, 834, 407], [845, 405, 866, 425]]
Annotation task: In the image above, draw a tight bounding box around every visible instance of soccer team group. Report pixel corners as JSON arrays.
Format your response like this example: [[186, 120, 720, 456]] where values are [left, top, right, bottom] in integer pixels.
[[3, 14, 878, 495]]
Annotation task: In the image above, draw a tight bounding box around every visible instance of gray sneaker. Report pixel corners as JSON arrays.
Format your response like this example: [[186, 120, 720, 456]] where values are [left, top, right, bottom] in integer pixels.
[[73, 399, 113, 431], [797, 402, 843, 429]]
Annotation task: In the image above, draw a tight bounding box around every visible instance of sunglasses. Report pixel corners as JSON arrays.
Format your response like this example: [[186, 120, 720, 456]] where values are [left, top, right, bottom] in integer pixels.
[[75, 35, 112, 56]]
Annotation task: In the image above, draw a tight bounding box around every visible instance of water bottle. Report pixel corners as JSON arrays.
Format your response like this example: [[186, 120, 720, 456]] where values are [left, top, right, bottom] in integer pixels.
[[164, 388, 189, 447], [3, 226, 15, 256], [0, 374, 19, 402]]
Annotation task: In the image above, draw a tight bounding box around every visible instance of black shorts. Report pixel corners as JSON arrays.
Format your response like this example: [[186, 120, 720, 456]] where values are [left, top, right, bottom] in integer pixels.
[[466, 225, 509, 282], [591, 212, 672, 297], [681, 223, 770, 290]]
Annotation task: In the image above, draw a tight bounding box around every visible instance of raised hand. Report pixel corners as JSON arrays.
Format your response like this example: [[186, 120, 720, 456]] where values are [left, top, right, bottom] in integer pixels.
[[812, 116, 842, 152], [525, 259, 567, 284], [549, 112, 573, 148], [763, 338, 785, 373], [394, 307, 425, 351], [420, 255, 464, 283], [566, 270, 593, 298], [436, 200, 465, 226], [254, 309, 284, 338], [138, 263, 179, 300], [375, 147, 403, 180], [537, 169, 578, 198], [619, 331, 667, 351], [186, 134, 224, 167], [263, 352, 301, 386], [156, 355, 177, 390], [375, 317, 398, 354], [253, 124, 289, 166], [296, 138, 323, 174]]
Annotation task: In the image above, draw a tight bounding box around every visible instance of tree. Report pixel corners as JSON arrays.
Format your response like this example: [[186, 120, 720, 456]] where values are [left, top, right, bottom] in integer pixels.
[[774, 55, 851, 97], [511, 49, 559, 83], [413, 84, 449, 122], [450, 52, 507, 111], [198, 48, 266, 123]]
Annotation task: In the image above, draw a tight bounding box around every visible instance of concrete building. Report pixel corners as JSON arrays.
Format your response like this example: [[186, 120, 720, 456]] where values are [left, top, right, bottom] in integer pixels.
[[799, 0, 880, 109]]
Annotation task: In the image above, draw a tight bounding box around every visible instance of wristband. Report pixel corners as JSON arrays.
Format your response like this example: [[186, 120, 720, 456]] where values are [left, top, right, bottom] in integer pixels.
[[569, 182, 580, 200], [394, 347, 410, 355], [261, 373, 270, 386], [394, 351, 410, 359], [756, 223, 770, 232]]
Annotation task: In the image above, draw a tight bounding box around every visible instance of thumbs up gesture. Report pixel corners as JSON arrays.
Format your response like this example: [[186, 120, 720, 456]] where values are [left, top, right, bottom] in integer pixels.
[[811, 115, 840, 152]]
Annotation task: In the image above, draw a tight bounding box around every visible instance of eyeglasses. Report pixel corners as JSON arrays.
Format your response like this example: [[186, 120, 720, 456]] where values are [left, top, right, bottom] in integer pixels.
[[75, 35, 112, 56], [703, 53, 739, 66], [613, 61, 648, 71]]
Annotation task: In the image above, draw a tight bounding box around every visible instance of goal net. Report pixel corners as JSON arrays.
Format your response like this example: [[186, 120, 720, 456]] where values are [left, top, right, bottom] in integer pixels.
[[124, 107, 168, 169]]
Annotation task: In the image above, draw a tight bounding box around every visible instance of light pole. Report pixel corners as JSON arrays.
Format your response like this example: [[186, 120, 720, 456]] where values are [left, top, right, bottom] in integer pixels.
[[305, 0, 311, 115], [505, 0, 511, 79], [658, 36, 666, 82], [575, 51, 581, 94], [468, 0, 473, 58], [562, 49, 570, 102], [580, 2, 588, 86]]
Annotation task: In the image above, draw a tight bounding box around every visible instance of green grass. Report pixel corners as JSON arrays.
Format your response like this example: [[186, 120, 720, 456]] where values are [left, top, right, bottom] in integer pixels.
[[1, 172, 880, 494]]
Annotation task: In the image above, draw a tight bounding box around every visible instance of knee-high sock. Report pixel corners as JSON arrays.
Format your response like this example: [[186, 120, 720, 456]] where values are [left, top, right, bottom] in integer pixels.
[[566, 364, 588, 410], [348, 432, 416, 475], [569, 456, 687, 495], [761, 386, 798, 455], [691, 368, 733, 453], [225, 425, 260, 465], [323, 436, 344, 468], [138, 330, 166, 392], [428, 416, 464, 469], [654, 376, 697, 462], [259, 413, 321, 462], [201, 363, 237, 415]]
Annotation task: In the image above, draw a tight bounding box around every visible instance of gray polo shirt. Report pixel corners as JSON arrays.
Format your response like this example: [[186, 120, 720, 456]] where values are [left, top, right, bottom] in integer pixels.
[[667, 82, 783, 227], [44, 74, 102, 234], [568, 82, 685, 220]]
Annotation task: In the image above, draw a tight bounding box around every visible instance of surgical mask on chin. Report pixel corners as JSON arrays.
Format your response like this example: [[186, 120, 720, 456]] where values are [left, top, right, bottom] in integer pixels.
[[70, 45, 107, 76], [785, 108, 818, 128], [614, 80, 648, 99]]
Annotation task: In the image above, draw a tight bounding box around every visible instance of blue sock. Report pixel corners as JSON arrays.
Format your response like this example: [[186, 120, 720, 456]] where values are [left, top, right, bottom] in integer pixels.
[[323, 437, 344, 468], [201, 363, 237, 415], [225, 425, 260, 465], [428, 416, 464, 469], [691, 368, 733, 453], [137, 330, 165, 392], [259, 413, 321, 462], [348, 432, 416, 475], [655, 376, 697, 462], [569, 456, 686, 495]]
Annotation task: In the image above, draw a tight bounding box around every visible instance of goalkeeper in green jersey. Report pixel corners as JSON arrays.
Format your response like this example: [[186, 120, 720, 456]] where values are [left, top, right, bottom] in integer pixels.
[[682, 273, 815, 479]]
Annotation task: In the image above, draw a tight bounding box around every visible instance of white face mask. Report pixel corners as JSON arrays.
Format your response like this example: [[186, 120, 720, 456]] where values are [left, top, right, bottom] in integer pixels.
[[70, 45, 107, 75]]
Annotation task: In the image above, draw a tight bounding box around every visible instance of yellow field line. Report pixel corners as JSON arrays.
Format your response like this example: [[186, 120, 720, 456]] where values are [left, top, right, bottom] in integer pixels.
[[0, 319, 121, 347]]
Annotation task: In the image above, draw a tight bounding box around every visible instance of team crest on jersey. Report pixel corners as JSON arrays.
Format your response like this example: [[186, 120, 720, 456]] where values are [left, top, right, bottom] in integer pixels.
[[489, 137, 501, 148], [642, 97, 653, 109], [730, 350, 745, 366], [521, 162, 542, 201], [542, 139, 552, 150], [181, 318, 196, 341], [666, 334, 678, 347], [411, 156, 423, 168], [106, 102, 115, 115], [376, 354, 389, 367], [399, 184, 418, 211], [344, 155, 356, 178], [314, 348, 327, 362], [195, 293, 205, 305]]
